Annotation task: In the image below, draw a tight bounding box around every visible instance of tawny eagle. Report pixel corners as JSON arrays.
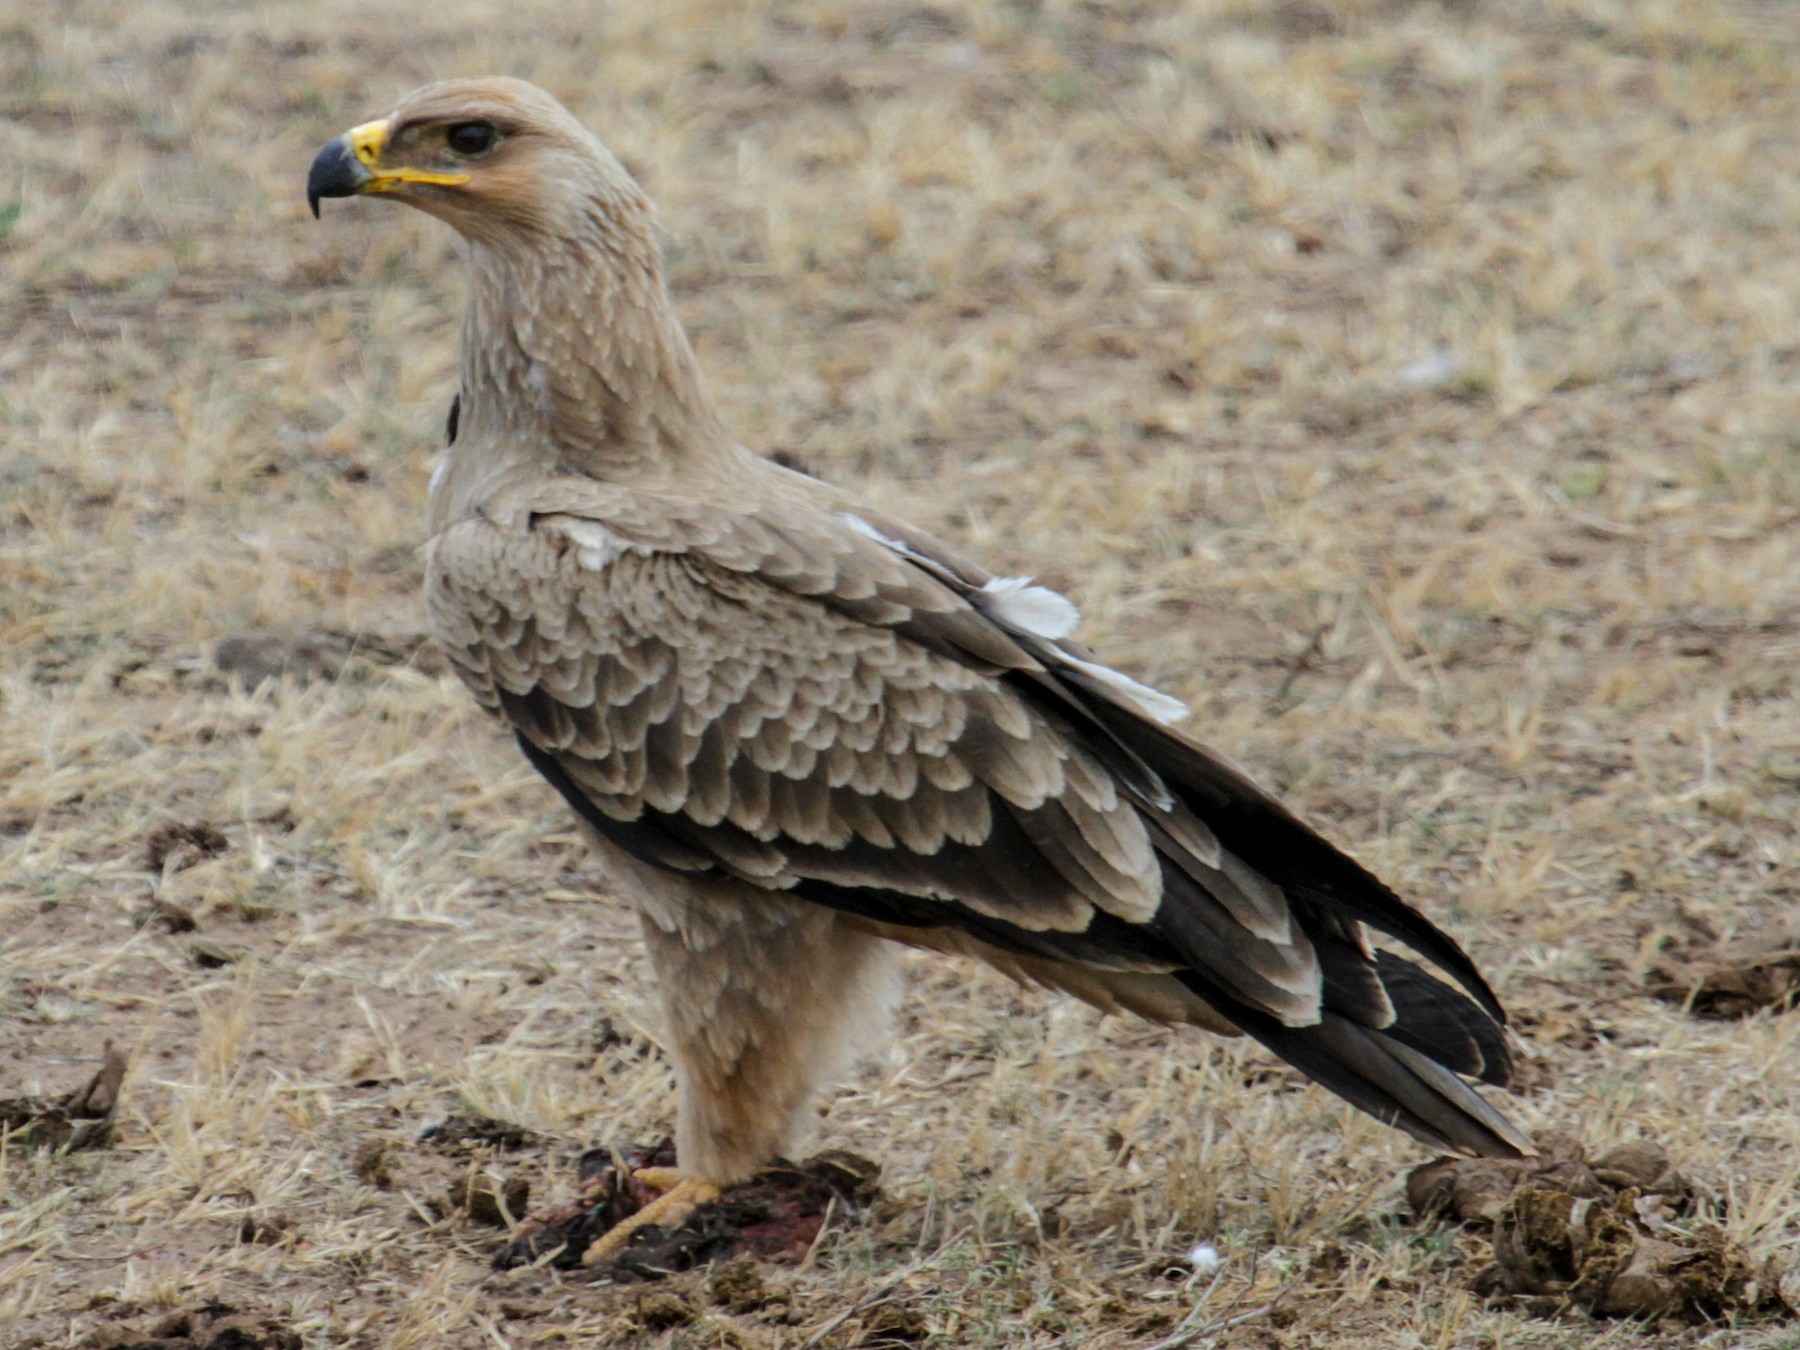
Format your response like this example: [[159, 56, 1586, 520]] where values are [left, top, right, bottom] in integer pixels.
[[308, 78, 1526, 1261]]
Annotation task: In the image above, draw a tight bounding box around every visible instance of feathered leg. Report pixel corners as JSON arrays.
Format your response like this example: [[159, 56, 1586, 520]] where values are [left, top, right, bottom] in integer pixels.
[[576, 854, 901, 1264], [636, 883, 902, 1182]]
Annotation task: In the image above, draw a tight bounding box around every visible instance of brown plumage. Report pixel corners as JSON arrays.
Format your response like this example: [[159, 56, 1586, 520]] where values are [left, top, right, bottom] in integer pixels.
[[308, 79, 1529, 1220]]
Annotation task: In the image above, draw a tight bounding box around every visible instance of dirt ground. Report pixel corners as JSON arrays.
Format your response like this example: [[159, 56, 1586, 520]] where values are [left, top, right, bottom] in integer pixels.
[[4, 0, 1800, 1346]]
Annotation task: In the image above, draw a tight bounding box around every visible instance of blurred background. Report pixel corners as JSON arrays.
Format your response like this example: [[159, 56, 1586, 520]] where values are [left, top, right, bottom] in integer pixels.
[[3, 2, 1797, 1346]]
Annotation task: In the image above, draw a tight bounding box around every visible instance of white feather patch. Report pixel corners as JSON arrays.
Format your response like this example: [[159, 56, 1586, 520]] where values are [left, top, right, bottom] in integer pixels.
[[427, 454, 448, 497], [526, 360, 554, 414], [1061, 654, 1190, 725], [979, 576, 1081, 641], [1186, 1244, 1223, 1275], [843, 512, 1179, 719], [554, 518, 628, 571], [841, 512, 910, 553], [841, 512, 966, 589]]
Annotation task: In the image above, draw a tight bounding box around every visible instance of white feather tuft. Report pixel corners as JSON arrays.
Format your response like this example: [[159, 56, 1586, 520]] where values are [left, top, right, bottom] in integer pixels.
[[840, 512, 909, 552], [526, 359, 554, 413], [841, 512, 988, 590], [1186, 1243, 1223, 1274], [1061, 654, 1190, 725], [979, 576, 1081, 640], [556, 519, 628, 571]]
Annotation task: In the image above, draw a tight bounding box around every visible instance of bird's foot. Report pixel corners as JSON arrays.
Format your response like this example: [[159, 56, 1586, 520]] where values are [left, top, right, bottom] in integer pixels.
[[493, 1143, 881, 1278], [580, 1168, 721, 1266]]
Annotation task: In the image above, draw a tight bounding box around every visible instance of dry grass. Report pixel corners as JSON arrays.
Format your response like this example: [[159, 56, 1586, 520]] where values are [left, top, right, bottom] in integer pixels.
[[4, 0, 1800, 1345]]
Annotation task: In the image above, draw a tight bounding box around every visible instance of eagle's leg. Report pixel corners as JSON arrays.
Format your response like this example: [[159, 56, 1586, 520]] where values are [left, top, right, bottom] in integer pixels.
[[643, 886, 902, 1179], [578, 865, 901, 1264]]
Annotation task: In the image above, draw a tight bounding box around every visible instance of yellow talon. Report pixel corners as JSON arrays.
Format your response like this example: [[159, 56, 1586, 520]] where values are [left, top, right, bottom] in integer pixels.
[[580, 1171, 722, 1266]]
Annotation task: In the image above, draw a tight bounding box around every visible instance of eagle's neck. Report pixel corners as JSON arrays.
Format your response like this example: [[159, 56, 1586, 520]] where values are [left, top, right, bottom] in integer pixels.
[[449, 186, 737, 498]]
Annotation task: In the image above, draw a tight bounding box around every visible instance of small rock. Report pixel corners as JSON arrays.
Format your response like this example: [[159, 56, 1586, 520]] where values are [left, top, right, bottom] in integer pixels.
[[418, 1112, 542, 1154], [141, 896, 199, 933], [1406, 1156, 1522, 1224], [72, 1301, 301, 1349], [188, 940, 239, 969], [859, 1302, 931, 1347], [1493, 1189, 1582, 1290], [1648, 947, 1800, 1019], [353, 1137, 397, 1189], [214, 631, 351, 687], [446, 1170, 530, 1227], [710, 1254, 778, 1314], [637, 1291, 698, 1331], [1411, 1132, 1792, 1324], [1396, 344, 1463, 390], [238, 1213, 297, 1245], [1587, 1231, 1689, 1319], [145, 821, 228, 873], [0, 1042, 128, 1153], [1590, 1140, 1685, 1197], [1488, 1185, 1789, 1322]]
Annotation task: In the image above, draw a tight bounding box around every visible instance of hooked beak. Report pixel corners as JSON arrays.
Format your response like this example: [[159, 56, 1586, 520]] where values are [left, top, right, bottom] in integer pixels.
[[306, 119, 469, 218], [306, 131, 370, 218]]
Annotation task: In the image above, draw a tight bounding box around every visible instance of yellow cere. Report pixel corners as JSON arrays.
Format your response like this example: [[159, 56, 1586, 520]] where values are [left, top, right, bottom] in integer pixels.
[[348, 119, 389, 168]]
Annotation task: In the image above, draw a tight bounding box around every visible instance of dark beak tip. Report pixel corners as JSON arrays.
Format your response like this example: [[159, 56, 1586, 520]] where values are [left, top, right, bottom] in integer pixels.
[[307, 134, 367, 218]]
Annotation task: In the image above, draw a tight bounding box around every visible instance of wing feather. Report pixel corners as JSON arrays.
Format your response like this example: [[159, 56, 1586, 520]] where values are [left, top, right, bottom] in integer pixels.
[[429, 476, 1524, 1159]]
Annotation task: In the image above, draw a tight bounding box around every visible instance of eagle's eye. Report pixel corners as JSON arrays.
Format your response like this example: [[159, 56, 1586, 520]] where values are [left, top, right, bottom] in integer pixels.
[[446, 121, 497, 156]]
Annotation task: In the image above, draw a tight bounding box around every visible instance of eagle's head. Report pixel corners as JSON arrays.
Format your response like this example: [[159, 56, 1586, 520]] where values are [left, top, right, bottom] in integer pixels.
[[306, 77, 645, 249]]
